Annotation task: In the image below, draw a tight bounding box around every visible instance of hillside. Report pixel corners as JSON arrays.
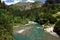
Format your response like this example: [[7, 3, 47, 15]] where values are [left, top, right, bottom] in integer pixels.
[[9, 1, 43, 11], [0, 0, 60, 40]]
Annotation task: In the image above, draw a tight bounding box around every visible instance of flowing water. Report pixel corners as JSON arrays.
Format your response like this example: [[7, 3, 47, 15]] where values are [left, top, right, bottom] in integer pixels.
[[13, 24, 60, 40]]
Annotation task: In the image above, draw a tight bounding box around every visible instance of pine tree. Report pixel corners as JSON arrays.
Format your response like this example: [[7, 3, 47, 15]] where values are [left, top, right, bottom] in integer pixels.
[[0, 0, 1, 7], [0, 1, 6, 9]]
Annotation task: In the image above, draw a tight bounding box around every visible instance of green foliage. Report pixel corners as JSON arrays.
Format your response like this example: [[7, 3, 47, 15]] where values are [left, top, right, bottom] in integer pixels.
[[0, 26, 14, 40], [38, 1, 60, 25], [0, 0, 60, 39], [0, 2, 14, 40], [48, 15, 57, 24], [54, 20, 60, 36]]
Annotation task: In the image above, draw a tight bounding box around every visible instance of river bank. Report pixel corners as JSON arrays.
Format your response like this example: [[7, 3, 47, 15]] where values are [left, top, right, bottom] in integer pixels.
[[42, 25, 59, 37]]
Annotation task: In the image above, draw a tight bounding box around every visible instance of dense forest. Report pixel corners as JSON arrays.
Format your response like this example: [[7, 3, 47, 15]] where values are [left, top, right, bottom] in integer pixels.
[[0, 0, 14, 40], [0, 0, 60, 40]]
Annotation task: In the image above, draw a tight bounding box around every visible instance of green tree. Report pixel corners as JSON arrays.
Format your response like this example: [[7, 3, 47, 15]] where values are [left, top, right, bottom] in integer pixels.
[[0, 1, 14, 40]]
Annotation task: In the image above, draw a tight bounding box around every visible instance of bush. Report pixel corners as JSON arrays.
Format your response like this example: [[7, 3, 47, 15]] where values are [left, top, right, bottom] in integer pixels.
[[53, 20, 60, 36], [48, 15, 57, 24]]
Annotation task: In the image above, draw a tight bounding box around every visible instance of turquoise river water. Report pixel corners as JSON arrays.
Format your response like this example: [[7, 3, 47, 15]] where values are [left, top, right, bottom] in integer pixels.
[[13, 24, 60, 40]]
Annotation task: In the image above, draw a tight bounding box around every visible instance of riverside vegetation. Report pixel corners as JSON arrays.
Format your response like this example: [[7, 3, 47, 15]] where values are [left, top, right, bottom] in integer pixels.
[[0, 0, 60, 40]]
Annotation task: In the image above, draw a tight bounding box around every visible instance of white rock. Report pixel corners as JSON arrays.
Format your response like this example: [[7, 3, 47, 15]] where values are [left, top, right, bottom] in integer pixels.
[[18, 29, 25, 33]]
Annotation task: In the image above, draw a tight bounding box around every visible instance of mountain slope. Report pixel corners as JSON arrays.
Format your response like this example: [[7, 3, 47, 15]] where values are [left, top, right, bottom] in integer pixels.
[[9, 1, 43, 11]]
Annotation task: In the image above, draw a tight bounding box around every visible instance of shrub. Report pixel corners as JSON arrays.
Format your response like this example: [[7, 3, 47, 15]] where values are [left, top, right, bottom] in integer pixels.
[[48, 15, 57, 24]]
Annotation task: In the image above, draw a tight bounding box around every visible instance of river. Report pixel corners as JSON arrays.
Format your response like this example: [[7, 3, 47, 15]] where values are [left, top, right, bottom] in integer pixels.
[[13, 23, 60, 40]]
